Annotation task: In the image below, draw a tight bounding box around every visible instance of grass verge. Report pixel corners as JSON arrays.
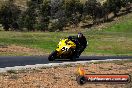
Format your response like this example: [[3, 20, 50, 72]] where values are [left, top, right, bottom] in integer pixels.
[[0, 13, 132, 56]]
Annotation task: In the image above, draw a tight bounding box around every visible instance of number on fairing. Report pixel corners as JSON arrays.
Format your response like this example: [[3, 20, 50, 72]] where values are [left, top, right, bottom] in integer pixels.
[[61, 46, 69, 51]]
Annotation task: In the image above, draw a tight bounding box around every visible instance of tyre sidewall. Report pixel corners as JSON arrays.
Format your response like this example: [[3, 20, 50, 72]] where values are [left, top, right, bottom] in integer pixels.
[[48, 51, 57, 61]]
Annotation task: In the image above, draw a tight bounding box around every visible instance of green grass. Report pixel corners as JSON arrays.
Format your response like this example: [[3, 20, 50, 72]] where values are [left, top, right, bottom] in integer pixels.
[[0, 30, 131, 56], [0, 13, 132, 56], [84, 32, 132, 55], [102, 19, 132, 33]]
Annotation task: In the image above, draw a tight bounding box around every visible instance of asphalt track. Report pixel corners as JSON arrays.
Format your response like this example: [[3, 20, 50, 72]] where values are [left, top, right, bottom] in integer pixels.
[[0, 56, 132, 68]]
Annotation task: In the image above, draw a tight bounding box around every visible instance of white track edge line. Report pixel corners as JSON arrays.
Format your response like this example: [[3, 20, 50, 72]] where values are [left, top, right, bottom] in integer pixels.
[[0, 59, 128, 73]]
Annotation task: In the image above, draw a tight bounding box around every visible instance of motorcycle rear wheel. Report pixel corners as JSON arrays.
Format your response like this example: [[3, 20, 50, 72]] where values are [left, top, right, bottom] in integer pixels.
[[70, 49, 77, 61]]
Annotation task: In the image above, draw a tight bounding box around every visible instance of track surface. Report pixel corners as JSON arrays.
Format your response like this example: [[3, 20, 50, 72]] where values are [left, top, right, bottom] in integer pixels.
[[0, 56, 132, 68]]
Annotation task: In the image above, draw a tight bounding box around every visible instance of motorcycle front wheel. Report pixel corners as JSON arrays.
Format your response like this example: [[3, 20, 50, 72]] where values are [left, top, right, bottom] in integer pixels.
[[48, 51, 57, 61]]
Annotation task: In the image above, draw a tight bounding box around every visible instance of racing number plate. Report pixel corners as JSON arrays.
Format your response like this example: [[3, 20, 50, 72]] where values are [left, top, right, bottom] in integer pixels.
[[61, 46, 70, 51]]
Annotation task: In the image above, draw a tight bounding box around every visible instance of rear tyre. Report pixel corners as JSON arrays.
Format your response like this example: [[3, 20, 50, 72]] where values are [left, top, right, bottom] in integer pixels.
[[48, 51, 57, 61], [70, 49, 77, 61], [70, 56, 76, 61]]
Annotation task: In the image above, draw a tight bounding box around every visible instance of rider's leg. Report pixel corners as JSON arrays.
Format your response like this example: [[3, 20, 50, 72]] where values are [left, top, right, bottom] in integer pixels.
[[78, 46, 86, 57]]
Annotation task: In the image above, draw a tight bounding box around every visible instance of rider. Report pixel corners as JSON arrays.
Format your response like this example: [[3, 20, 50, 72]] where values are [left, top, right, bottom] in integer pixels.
[[68, 33, 87, 57]]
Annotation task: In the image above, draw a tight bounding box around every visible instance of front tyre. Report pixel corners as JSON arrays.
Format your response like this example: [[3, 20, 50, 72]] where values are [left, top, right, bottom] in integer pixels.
[[48, 51, 57, 61]]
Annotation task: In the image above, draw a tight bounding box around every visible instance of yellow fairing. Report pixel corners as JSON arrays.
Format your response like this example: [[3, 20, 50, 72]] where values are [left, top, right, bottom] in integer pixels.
[[56, 38, 76, 55]]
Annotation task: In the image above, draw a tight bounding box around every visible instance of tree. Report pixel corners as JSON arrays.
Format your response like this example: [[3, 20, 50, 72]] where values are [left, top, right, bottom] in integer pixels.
[[121, 0, 131, 12], [19, 0, 37, 31], [0, 0, 21, 31], [37, 0, 51, 31], [49, 9, 67, 31], [104, 0, 122, 17], [18, 0, 51, 31], [50, 0, 64, 19], [83, 0, 97, 16], [84, 0, 103, 24], [50, 0, 67, 31], [64, 0, 83, 24]]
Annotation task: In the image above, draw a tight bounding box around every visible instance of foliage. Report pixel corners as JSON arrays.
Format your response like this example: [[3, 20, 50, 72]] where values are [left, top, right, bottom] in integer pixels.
[[37, 0, 51, 31], [50, 0, 67, 31], [104, 0, 124, 16], [0, 0, 131, 31], [0, 0, 21, 31]]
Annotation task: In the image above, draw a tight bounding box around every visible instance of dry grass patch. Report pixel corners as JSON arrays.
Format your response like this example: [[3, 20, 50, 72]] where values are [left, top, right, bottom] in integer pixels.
[[0, 45, 45, 56]]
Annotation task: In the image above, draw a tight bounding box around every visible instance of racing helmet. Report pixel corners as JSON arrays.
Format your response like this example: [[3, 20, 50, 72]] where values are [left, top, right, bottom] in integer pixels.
[[77, 33, 83, 38]]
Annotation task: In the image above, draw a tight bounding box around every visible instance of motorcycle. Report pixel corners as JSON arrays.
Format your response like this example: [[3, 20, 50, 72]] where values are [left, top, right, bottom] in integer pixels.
[[48, 38, 78, 61]]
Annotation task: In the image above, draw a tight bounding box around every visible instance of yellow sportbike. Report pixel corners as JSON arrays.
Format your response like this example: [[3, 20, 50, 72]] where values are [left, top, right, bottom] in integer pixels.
[[48, 38, 77, 61]]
